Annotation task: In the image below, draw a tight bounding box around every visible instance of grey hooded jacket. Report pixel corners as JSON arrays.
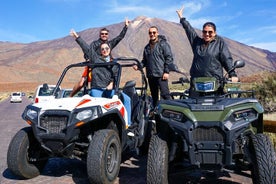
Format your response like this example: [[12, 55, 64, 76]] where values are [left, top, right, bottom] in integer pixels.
[[141, 35, 174, 78]]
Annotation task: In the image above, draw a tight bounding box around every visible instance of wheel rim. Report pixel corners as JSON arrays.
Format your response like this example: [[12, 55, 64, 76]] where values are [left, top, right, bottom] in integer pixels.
[[106, 142, 118, 173]]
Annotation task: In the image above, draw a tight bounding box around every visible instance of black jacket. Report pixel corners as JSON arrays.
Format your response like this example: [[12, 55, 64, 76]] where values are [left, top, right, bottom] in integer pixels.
[[179, 18, 236, 81], [76, 36, 117, 89], [76, 25, 128, 59], [90, 59, 117, 89], [141, 35, 174, 78], [92, 25, 128, 55]]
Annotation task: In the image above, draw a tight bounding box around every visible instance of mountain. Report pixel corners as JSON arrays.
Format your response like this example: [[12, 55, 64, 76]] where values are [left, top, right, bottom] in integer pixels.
[[0, 16, 275, 92]]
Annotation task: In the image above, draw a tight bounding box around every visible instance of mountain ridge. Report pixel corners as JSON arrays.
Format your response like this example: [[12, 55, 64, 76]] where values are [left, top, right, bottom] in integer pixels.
[[0, 16, 275, 88]]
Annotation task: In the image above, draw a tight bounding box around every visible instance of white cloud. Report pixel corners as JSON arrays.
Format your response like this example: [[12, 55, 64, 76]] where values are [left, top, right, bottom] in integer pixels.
[[250, 42, 276, 52], [105, 0, 209, 21], [43, 0, 81, 3], [0, 29, 38, 43], [107, 5, 154, 14], [257, 25, 276, 34]]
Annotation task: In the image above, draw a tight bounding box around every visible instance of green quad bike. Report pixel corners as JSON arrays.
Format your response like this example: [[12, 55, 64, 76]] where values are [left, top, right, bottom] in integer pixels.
[[147, 60, 276, 184]]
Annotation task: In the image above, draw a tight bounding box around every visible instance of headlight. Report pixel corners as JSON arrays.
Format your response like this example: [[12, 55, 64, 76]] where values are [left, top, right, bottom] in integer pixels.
[[195, 82, 214, 92], [26, 109, 38, 120], [162, 110, 183, 122], [224, 109, 257, 130], [233, 109, 257, 121], [76, 108, 98, 121]]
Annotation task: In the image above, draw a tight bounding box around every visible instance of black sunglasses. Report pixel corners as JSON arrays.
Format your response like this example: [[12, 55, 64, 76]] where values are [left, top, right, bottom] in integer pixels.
[[149, 31, 157, 35], [202, 30, 214, 34], [101, 47, 110, 51], [100, 32, 108, 35]]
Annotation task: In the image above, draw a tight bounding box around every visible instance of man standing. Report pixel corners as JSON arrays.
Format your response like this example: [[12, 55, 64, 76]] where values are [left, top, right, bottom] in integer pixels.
[[135, 26, 174, 107], [70, 18, 130, 59]]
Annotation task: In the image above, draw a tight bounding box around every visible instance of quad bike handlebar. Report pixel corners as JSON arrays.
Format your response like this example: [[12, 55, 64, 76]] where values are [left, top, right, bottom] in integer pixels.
[[171, 60, 245, 86], [170, 60, 247, 98]]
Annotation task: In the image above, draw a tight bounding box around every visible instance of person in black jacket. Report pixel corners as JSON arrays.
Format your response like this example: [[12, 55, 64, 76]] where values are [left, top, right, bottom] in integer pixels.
[[70, 17, 130, 58], [176, 6, 239, 94], [135, 26, 174, 107], [69, 18, 130, 96], [71, 42, 132, 126]]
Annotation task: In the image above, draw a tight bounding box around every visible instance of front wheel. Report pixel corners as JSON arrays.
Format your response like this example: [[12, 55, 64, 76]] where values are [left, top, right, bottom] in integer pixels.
[[87, 129, 121, 184], [147, 134, 169, 184], [7, 127, 48, 179], [250, 133, 276, 184]]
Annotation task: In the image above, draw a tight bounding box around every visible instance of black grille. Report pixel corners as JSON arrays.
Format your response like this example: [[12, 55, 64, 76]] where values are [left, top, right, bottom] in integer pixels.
[[40, 115, 68, 133], [193, 127, 224, 142]]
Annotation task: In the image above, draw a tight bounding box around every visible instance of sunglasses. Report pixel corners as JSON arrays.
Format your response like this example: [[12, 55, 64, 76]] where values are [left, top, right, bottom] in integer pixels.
[[100, 32, 108, 35], [101, 47, 110, 51], [202, 30, 214, 35], [149, 31, 157, 35]]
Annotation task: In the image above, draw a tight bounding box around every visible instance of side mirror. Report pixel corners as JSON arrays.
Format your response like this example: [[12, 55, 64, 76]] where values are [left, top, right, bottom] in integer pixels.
[[234, 60, 245, 68], [179, 77, 189, 83]]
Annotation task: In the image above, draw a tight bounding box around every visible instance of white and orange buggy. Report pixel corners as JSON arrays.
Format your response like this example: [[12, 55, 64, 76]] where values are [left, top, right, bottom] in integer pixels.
[[7, 58, 154, 184]]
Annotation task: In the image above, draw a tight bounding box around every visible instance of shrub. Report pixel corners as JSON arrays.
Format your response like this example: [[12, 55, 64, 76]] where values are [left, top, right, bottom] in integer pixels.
[[253, 72, 276, 113]]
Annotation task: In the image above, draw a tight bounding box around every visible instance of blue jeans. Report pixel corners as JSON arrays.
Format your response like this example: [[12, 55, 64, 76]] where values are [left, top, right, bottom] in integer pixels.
[[90, 88, 116, 98], [90, 88, 132, 126]]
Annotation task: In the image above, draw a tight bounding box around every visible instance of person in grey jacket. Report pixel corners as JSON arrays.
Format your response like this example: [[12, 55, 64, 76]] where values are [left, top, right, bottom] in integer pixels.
[[176, 6, 239, 94], [135, 26, 174, 107]]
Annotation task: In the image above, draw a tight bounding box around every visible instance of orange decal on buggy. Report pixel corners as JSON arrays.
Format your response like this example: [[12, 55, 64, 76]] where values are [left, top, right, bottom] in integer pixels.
[[103, 101, 121, 109], [119, 106, 125, 117], [76, 99, 91, 107]]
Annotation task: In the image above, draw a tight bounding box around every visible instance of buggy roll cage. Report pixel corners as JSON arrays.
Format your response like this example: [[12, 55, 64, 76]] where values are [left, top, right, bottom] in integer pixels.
[[52, 57, 147, 97]]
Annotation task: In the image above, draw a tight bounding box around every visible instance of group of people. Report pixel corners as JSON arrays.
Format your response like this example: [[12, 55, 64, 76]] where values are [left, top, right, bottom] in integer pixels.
[[69, 6, 239, 126]]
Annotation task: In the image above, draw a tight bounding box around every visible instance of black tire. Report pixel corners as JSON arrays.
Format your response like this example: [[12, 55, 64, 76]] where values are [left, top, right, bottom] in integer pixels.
[[87, 129, 121, 184], [7, 127, 48, 179], [250, 133, 276, 184], [147, 134, 169, 184], [139, 118, 153, 156]]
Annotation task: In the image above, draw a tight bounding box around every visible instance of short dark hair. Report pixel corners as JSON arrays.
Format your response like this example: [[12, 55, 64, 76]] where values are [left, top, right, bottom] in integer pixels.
[[100, 28, 109, 33], [203, 22, 216, 32], [149, 26, 158, 31]]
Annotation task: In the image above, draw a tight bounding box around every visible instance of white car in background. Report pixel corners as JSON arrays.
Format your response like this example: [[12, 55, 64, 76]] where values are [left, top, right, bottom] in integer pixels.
[[33, 84, 60, 103], [10, 92, 22, 103]]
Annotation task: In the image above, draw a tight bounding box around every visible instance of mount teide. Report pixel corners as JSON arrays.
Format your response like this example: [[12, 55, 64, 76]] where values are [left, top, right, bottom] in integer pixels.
[[0, 16, 275, 86]]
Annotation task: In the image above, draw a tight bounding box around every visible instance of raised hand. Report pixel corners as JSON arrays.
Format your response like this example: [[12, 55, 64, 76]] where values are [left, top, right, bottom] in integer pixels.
[[125, 17, 130, 27], [70, 29, 79, 39], [176, 5, 184, 19]]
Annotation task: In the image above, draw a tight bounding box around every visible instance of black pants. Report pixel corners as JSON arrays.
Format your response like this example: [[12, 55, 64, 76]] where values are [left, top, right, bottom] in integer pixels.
[[148, 77, 171, 107]]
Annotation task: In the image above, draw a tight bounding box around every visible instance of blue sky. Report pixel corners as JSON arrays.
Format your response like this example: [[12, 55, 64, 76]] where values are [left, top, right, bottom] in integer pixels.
[[0, 0, 275, 52]]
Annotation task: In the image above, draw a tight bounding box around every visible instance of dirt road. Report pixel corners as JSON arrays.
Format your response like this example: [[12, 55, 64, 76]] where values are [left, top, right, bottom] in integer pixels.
[[0, 97, 253, 184]]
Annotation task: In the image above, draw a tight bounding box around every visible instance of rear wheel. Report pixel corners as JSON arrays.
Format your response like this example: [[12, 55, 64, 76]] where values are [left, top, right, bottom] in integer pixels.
[[7, 127, 48, 179], [147, 134, 169, 184], [250, 133, 276, 184], [87, 129, 121, 184]]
